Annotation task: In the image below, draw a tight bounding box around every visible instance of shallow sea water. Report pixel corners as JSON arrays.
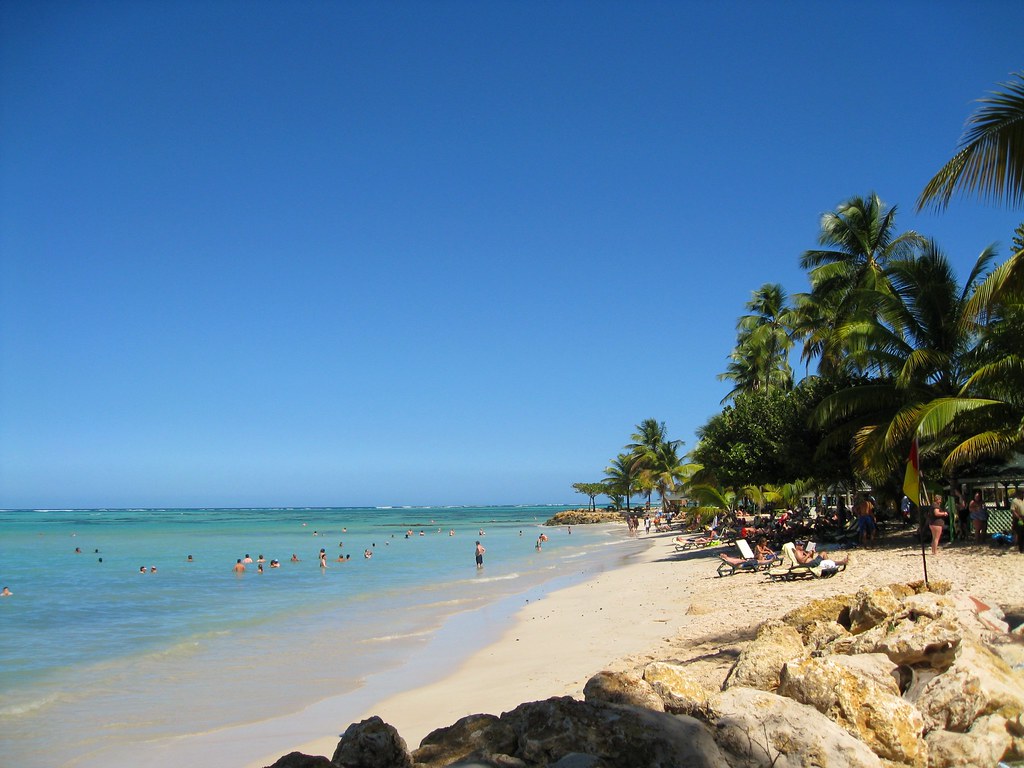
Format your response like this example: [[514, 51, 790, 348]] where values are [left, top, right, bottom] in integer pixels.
[[0, 506, 639, 767]]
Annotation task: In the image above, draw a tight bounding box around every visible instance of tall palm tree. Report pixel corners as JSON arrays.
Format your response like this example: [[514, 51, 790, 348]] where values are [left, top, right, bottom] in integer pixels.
[[799, 193, 925, 330], [811, 243, 996, 484], [719, 284, 796, 401], [604, 453, 639, 513], [718, 351, 761, 404], [915, 266, 1024, 473], [918, 71, 1024, 211], [627, 419, 687, 509]]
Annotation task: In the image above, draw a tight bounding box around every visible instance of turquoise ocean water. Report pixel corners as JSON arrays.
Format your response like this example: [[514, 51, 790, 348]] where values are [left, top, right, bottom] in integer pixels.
[[0, 506, 641, 767]]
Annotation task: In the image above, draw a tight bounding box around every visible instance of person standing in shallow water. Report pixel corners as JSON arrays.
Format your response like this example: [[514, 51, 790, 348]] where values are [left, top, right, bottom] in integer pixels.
[[475, 540, 485, 569]]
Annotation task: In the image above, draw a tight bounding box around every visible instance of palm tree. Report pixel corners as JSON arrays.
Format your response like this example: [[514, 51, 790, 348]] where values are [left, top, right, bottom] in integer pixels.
[[627, 419, 687, 509], [719, 284, 796, 402], [811, 243, 998, 484], [718, 351, 761, 404], [918, 71, 1024, 211], [740, 283, 796, 387], [915, 265, 1024, 473], [604, 453, 639, 512], [800, 193, 925, 330]]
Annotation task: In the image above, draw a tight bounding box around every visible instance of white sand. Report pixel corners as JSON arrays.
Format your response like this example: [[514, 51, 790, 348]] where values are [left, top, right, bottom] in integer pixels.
[[250, 529, 1024, 766]]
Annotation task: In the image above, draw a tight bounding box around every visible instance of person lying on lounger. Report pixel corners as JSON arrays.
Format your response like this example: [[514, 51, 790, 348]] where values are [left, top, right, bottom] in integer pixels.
[[793, 541, 848, 570], [718, 552, 769, 568]]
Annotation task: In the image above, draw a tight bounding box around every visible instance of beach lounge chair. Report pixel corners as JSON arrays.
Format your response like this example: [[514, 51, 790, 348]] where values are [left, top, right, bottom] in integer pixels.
[[769, 542, 845, 581], [674, 533, 721, 551], [715, 539, 776, 576]]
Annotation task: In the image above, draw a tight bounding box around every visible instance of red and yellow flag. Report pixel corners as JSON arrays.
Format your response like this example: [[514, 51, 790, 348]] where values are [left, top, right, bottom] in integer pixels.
[[903, 438, 922, 505]]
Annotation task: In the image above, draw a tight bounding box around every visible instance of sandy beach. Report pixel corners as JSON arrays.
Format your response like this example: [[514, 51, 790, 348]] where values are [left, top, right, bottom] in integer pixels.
[[250, 526, 1024, 766]]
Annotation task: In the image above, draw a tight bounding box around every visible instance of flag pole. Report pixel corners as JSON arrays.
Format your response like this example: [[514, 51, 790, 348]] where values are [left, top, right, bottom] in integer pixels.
[[919, 478, 930, 589]]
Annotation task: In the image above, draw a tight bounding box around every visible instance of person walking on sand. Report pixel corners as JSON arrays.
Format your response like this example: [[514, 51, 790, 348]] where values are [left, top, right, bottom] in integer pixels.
[[475, 540, 485, 569], [928, 493, 948, 555]]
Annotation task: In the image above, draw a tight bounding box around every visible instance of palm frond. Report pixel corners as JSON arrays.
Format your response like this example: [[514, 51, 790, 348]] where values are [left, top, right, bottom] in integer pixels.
[[917, 71, 1024, 211]]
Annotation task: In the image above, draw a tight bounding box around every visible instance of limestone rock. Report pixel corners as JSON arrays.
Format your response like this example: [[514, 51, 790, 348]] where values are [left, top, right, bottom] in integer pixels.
[[499, 696, 727, 768], [849, 587, 903, 635], [583, 669, 665, 712], [906, 579, 951, 595], [826, 653, 900, 695], [924, 715, 1011, 768], [910, 640, 1024, 733], [264, 752, 332, 768], [782, 595, 853, 638], [412, 714, 517, 768], [711, 686, 882, 768], [723, 620, 805, 691], [900, 591, 956, 620], [642, 661, 712, 715], [778, 656, 926, 766], [848, 613, 962, 669], [886, 582, 916, 600], [803, 620, 850, 652], [332, 716, 413, 768]]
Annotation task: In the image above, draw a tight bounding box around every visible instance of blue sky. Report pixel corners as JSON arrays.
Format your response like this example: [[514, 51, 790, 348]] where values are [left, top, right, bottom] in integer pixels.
[[2, 1, 1022, 508]]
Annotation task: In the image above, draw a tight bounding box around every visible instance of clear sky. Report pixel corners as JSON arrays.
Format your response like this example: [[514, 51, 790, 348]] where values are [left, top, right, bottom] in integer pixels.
[[2, 1, 1021, 508]]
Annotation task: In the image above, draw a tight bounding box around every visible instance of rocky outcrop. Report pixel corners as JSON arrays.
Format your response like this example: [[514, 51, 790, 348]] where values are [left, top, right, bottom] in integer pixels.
[[641, 661, 713, 715], [722, 619, 805, 691], [332, 716, 412, 768], [711, 686, 883, 767], [778, 657, 926, 765], [544, 510, 627, 526], [268, 581, 1023, 768], [582, 670, 664, 712], [498, 697, 727, 767]]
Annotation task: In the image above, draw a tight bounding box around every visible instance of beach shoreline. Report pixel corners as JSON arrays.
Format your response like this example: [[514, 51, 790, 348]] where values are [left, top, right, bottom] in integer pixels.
[[249, 528, 1024, 767]]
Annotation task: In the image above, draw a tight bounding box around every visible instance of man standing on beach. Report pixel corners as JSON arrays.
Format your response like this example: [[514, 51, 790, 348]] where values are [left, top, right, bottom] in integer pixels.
[[475, 540, 485, 569], [1011, 487, 1024, 554]]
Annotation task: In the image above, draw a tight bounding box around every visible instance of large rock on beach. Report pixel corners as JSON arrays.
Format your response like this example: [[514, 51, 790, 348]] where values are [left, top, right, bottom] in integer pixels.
[[332, 716, 412, 768], [710, 686, 883, 768], [908, 640, 1024, 734], [924, 715, 1012, 768], [583, 670, 664, 712], [781, 595, 853, 638], [642, 661, 713, 715], [848, 587, 904, 635], [778, 656, 926, 766], [498, 696, 728, 768], [412, 714, 518, 768], [723, 619, 805, 691]]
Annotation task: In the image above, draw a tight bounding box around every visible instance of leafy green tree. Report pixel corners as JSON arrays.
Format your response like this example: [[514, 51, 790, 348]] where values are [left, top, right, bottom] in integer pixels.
[[918, 71, 1024, 211], [571, 482, 606, 512]]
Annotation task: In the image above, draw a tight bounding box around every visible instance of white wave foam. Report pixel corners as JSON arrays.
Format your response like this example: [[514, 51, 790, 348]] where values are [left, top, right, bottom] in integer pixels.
[[362, 629, 434, 643]]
